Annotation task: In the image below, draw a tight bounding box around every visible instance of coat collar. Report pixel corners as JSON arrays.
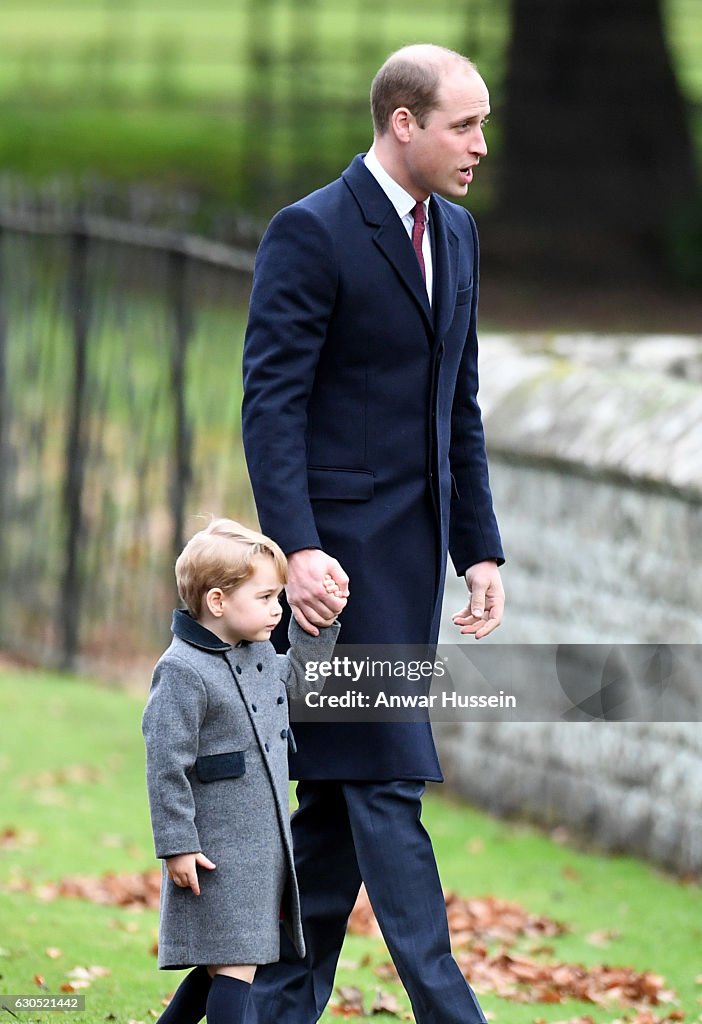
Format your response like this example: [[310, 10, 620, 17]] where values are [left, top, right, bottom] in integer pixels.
[[171, 609, 232, 652], [341, 154, 460, 342]]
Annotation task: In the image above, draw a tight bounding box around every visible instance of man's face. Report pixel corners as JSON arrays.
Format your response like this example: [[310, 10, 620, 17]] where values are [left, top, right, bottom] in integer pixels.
[[404, 68, 490, 200]]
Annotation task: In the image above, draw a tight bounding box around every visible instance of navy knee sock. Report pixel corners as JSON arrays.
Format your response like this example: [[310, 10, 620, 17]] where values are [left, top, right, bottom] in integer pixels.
[[156, 965, 211, 1024], [205, 975, 251, 1024]]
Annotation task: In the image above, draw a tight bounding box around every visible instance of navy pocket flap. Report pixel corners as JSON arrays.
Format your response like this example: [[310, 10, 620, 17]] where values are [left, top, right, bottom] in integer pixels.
[[196, 751, 246, 782], [455, 284, 473, 307], [308, 467, 374, 501]]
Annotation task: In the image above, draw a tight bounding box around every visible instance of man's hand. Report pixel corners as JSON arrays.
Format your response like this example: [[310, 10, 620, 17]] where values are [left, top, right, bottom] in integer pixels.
[[452, 560, 504, 640], [165, 852, 216, 896], [287, 549, 349, 635]]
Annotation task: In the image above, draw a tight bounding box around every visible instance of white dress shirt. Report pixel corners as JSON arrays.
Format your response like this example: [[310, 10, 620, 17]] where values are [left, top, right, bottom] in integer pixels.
[[364, 147, 433, 305]]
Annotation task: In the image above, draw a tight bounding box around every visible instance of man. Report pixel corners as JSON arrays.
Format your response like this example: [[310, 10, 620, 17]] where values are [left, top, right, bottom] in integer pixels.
[[242, 43, 505, 1024]]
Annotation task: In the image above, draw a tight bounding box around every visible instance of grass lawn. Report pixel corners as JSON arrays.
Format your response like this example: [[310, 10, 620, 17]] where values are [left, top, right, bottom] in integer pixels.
[[1, 668, 701, 1023]]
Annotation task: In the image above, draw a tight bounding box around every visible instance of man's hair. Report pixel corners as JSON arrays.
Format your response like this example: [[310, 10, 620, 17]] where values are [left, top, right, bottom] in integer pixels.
[[175, 517, 287, 617], [370, 45, 476, 135]]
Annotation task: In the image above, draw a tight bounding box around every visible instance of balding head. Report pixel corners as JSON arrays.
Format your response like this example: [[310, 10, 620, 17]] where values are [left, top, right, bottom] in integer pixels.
[[370, 44, 477, 136]]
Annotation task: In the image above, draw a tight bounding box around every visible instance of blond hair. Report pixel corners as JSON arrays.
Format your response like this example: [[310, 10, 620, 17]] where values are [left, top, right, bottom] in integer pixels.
[[175, 518, 287, 617]]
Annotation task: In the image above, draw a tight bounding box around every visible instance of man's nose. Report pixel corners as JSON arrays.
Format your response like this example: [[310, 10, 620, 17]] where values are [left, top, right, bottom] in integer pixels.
[[472, 126, 487, 158]]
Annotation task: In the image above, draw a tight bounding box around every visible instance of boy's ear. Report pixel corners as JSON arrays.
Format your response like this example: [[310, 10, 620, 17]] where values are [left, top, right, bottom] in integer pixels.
[[205, 588, 225, 617]]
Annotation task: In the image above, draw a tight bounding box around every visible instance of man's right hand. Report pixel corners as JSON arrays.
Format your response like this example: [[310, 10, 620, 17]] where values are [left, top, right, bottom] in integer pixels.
[[287, 549, 349, 635]]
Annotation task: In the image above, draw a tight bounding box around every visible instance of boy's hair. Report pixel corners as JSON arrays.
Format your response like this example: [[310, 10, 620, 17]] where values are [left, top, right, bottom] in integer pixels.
[[175, 518, 287, 617]]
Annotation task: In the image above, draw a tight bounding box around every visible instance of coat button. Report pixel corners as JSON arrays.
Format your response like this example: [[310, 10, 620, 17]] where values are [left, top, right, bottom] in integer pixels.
[[280, 729, 287, 739], [264, 743, 270, 752], [257, 663, 263, 672], [235, 665, 242, 674], [251, 704, 257, 713], [277, 695, 284, 705]]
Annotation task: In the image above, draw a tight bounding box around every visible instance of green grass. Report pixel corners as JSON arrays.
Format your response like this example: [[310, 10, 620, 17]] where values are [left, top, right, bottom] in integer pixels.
[[1, 668, 701, 1023]]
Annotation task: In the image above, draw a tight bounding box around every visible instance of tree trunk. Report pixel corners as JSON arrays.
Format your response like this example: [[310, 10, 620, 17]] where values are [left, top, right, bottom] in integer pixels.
[[494, 0, 698, 280]]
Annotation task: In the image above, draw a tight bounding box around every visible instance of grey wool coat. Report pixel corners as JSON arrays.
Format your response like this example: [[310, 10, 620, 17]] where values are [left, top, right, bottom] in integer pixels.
[[142, 610, 339, 969]]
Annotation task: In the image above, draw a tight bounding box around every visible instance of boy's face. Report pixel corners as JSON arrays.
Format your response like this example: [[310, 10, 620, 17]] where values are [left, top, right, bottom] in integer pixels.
[[211, 556, 284, 645]]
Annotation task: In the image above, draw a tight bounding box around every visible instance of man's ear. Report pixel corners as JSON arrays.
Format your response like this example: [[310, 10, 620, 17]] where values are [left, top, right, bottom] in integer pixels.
[[205, 588, 225, 617], [390, 106, 414, 143]]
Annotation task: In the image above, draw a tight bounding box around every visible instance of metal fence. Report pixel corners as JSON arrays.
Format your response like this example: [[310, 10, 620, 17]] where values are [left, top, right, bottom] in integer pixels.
[[0, 207, 257, 677]]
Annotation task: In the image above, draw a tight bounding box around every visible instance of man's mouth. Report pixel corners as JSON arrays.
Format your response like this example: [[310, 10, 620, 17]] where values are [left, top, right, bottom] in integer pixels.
[[459, 166, 474, 183]]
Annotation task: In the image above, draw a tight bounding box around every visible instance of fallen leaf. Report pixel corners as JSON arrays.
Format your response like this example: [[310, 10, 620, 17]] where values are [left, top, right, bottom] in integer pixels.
[[374, 962, 399, 981], [331, 985, 366, 1017], [45, 947, 62, 959], [371, 989, 403, 1016], [33, 975, 47, 989], [586, 930, 619, 948]]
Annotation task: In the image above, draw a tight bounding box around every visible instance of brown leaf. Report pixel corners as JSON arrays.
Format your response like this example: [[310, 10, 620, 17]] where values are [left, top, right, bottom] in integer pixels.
[[0, 827, 18, 846], [374, 962, 399, 981], [371, 989, 403, 1016], [585, 929, 619, 947], [45, 947, 63, 959], [33, 974, 47, 989], [331, 985, 366, 1017]]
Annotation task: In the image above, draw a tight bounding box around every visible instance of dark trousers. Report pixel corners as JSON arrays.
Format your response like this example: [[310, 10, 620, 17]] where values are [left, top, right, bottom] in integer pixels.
[[248, 779, 486, 1024]]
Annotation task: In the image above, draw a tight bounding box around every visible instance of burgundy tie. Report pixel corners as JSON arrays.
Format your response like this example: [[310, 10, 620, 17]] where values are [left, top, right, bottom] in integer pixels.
[[411, 202, 426, 281]]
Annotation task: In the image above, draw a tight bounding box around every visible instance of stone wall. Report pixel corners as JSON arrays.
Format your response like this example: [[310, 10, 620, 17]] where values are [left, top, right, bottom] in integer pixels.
[[436, 334, 702, 874]]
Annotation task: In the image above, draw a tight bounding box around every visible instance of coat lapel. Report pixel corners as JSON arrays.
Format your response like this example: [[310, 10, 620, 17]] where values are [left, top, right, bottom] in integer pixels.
[[342, 156, 433, 333], [429, 195, 460, 344]]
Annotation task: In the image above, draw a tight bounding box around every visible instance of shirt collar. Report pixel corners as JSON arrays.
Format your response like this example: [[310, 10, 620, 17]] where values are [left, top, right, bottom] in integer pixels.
[[364, 146, 430, 223]]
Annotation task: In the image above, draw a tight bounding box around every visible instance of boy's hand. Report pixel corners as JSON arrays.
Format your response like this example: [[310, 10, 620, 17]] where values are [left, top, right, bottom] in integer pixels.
[[323, 574, 341, 596], [166, 851, 216, 896]]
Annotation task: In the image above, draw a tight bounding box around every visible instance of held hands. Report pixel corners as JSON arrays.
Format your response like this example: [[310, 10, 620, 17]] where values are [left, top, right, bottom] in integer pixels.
[[166, 851, 216, 896], [287, 549, 349, 635], [452, 560, 505, 640]]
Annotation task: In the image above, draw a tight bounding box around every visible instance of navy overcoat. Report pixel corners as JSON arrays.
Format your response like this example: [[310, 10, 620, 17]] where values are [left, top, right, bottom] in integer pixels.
[[242, 155, 503, 781]]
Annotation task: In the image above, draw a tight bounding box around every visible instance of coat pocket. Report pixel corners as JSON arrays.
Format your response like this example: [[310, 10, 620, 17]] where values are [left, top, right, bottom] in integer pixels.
[[308, 466, 374, 502], [455, 284, 473, 307], [195, 750, 246, 783]]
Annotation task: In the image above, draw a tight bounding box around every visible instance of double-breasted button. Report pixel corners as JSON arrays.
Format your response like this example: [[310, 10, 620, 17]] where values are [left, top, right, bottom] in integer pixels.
[[256, 663, 263, 672], [251, 703, 257, 713], [235, 665, 242, 674], [264, 743, 270, 752], [280, 729, 287, 739], [277, 695, 284, 705]]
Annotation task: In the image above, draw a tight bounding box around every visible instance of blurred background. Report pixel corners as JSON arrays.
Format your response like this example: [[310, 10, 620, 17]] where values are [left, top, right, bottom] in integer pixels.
[[1, 0, 700, 678]]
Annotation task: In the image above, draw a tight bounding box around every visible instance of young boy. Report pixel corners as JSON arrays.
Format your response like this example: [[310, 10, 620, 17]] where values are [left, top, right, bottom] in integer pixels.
[[142, 518, 342, 1024]]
